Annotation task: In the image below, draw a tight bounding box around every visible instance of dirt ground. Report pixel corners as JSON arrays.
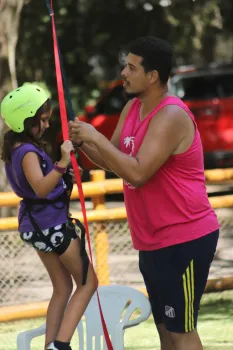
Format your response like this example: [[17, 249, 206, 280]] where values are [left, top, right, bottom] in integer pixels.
[[0, 206, 232, 306]]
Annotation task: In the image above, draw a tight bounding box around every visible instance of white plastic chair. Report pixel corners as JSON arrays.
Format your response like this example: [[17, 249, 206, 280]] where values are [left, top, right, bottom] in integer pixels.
[[17, 285, 151, 350]]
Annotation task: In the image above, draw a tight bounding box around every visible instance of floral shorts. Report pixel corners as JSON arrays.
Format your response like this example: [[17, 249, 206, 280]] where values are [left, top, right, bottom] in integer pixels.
[[20, 222, 78, 255]]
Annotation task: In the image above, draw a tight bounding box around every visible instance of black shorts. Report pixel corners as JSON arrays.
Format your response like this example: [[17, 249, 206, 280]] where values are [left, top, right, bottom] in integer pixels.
[[139, 230, 219, 333], [20, 220, 81, 256]]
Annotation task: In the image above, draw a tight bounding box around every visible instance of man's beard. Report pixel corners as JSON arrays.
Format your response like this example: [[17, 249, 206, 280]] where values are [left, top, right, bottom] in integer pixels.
[[123, 90, 141, 100]]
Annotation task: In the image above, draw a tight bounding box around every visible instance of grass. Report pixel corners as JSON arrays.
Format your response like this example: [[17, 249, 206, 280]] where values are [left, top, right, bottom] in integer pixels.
[[124, 290, 233, 349], [1, 290, 233, 349]]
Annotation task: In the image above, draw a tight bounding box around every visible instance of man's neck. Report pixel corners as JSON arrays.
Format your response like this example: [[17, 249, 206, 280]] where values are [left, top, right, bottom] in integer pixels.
[[139, 86, 169, 121]]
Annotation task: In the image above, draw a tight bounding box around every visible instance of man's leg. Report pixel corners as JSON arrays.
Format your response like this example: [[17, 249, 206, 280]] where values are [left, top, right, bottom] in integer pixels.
[[169, 330, 202, 350], [139, 251, 174, 350], [157, 230, 219, 350], [159, 256, 204, 350], [157, 323, 174, 350]]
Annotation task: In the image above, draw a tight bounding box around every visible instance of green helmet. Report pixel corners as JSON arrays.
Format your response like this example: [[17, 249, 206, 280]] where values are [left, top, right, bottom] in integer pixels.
[[0, 84, 49, 133]]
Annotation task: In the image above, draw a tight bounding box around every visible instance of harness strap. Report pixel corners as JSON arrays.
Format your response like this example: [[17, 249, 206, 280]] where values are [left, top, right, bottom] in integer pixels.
[[19, 197, 89, 285]]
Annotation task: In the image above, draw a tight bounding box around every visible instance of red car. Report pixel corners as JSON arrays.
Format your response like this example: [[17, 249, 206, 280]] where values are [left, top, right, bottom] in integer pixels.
[[75, 80, 127, 172], [170, 64, 233, 168]]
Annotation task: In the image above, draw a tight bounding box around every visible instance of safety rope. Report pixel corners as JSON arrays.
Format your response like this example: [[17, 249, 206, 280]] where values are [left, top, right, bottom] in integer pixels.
[[46, 1, 113, 348]]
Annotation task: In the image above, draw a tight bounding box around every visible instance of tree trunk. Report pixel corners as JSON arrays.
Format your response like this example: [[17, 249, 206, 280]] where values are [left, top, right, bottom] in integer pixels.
[[0, 0, 25, 216], [0, 0, 24, 97]]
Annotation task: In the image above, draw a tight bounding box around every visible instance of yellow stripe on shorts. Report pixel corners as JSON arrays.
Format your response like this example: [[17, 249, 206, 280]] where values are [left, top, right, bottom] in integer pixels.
[[182, 260, 195, 332]]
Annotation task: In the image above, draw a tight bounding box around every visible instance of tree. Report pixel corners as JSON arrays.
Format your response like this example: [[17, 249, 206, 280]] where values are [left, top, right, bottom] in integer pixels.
[[16, 0, 171, 110], [0, 0, 26, 214], [0, 0, 25, 100]]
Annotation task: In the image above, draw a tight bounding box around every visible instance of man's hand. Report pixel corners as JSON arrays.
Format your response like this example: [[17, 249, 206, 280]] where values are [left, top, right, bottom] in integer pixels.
[[69, 117, 100, 144], [68, 166, 83, 183]]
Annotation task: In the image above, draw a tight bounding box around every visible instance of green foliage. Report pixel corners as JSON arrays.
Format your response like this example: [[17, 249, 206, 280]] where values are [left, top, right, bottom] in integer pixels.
[[15, 0, 233, 113]]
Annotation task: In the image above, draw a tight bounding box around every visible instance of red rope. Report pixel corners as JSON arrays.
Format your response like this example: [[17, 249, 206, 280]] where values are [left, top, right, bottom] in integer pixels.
[[49, 1, 113, 348]]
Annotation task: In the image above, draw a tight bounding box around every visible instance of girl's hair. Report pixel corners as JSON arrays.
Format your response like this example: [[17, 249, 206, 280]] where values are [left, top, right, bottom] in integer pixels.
[[1, 99, 51, 162]]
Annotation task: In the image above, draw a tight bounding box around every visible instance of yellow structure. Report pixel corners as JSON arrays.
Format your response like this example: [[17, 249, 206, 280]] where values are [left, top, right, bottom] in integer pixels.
[[1, 169, 233, 322]]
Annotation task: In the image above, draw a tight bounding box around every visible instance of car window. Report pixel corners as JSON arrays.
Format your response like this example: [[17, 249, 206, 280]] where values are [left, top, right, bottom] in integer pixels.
[[172, 73, 233, 100], [95, 85, 127, 115]]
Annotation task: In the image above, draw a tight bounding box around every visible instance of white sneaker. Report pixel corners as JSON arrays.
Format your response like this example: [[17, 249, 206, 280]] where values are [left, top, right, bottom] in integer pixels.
[[46, 343, 58, 350]]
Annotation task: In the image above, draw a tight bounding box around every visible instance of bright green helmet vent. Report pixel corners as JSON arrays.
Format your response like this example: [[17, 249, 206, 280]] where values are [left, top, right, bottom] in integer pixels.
[[0, 84, 49, 133]]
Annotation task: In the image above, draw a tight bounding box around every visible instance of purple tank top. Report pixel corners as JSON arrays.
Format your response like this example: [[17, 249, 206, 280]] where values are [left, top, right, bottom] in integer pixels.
[[5, 143, 68, 232]]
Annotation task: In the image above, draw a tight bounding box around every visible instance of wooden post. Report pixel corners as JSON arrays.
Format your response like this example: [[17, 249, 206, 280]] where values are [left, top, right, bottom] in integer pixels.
[[90, 170, 110, 285], [205, 276, 233, 293]]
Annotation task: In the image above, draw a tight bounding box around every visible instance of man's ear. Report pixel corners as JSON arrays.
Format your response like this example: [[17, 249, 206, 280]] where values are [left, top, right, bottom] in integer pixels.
[[149, 70, 159, 84]]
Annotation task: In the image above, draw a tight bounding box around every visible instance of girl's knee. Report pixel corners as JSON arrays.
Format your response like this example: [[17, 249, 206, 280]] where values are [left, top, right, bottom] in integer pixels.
[[78, 268, 98, 295], [53, 277, 73, 299], [87, 270, 98, 295]]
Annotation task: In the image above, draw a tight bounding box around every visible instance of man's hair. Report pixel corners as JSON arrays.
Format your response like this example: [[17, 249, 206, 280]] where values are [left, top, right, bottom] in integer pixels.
[[127, 36, 173, 84]]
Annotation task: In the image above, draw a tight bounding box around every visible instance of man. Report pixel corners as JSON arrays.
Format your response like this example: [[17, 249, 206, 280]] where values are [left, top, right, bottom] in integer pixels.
[[69, 36, 219, 350]]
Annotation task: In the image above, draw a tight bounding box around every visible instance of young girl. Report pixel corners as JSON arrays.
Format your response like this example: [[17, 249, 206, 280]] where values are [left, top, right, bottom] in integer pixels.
[[0, 84, 97, 350]]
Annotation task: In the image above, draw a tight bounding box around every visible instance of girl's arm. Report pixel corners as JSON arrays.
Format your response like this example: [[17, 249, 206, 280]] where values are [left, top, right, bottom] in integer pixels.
[[22, 141, 73, 198]]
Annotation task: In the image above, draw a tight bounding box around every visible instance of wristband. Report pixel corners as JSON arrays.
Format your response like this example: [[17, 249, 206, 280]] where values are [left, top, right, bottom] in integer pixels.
[[54, 162, 67, 174]]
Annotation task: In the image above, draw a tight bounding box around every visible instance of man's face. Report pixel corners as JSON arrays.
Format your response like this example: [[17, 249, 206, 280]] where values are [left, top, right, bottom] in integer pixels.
[[121, 53, 152, 97]]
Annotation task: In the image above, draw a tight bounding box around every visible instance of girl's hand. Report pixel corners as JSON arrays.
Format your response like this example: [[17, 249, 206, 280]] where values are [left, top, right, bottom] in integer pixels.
[[59, 140, 74, 167]]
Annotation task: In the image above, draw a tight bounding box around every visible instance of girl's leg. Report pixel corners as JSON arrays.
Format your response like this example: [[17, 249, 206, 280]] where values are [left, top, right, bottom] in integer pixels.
[[37, 251, 73, 348], [56, 238, 97, 342]]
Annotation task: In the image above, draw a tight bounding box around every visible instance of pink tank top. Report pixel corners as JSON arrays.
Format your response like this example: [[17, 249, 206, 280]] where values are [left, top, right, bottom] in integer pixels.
[[120, 96, 219, 250]]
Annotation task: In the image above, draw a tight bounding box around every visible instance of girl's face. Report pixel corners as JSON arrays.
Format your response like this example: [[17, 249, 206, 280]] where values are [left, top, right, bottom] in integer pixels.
[[31, 109, 52, 138]]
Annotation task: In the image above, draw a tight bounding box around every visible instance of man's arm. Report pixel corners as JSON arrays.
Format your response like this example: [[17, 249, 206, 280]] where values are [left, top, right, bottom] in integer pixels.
[[70, 100, 133, 170], [92, 106, 190, 187], [77, 142, 111, 171]]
